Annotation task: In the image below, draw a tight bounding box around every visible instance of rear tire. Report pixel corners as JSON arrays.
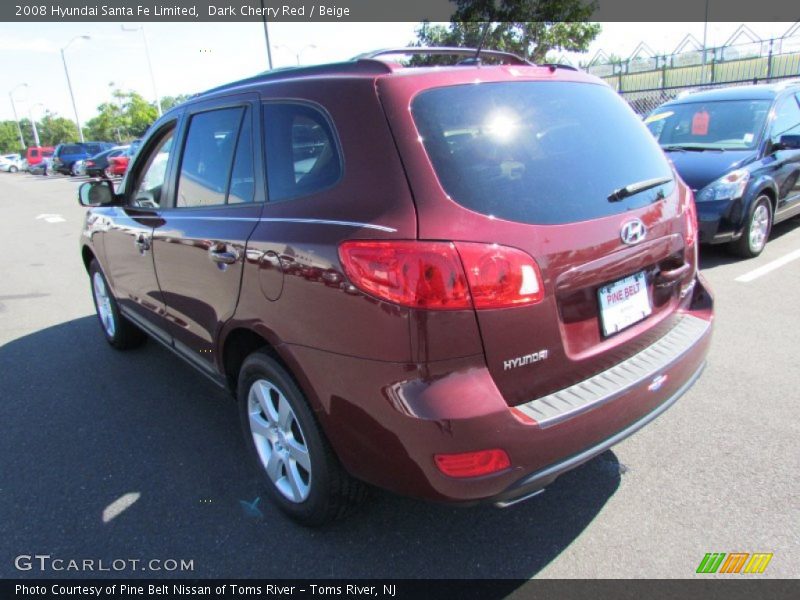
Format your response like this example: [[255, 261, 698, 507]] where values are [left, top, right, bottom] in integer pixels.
[[9, 165, 18, 173], [730, 195, 772, 258], [89, 260, 146, 350], [237, 352, 366, 526]]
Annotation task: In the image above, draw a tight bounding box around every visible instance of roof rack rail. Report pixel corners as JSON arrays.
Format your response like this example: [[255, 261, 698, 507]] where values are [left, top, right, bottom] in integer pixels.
[[355, 47, 532, 66], [198, 59, 394, 97]]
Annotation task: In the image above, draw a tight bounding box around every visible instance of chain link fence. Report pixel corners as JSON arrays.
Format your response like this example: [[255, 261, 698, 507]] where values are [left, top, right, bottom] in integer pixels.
[[620, 75, 799, 116], [584, 32, 800, 115]]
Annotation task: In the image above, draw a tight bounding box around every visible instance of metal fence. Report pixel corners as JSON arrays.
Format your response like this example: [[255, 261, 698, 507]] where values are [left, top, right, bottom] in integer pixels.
[[585, 33, 800, 115]]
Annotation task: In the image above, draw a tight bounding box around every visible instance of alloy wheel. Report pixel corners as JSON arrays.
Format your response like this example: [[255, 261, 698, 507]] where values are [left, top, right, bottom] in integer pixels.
[[92, 271, 115, 338], [247, 379, 312, 503], [749, 202, 770, 254]]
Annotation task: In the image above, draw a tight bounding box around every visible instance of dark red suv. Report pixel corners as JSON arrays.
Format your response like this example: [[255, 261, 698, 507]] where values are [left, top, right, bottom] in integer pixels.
[[78, 48, 713, 525]]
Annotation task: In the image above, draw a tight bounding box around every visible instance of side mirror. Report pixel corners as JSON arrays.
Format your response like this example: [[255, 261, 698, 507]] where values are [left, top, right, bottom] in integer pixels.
[[78, 179, 119, 207], [777, 134, 800, 151]]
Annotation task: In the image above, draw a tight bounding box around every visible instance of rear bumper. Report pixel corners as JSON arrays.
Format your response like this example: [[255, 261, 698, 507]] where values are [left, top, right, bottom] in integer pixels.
[[491, 360, 705, 507], [286, 274, 713, 503]]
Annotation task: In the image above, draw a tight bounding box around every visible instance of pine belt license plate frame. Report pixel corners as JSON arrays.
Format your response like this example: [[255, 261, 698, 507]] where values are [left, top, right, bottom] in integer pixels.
[[598, 271, 652, 337]]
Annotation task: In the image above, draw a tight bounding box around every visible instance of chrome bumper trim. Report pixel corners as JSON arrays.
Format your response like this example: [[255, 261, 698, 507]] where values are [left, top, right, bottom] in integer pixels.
[[516, 314, 711, 428]]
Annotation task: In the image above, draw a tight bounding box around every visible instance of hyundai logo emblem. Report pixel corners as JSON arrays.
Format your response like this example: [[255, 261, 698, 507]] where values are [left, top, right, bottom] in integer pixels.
[[620, 218, 647, 245]]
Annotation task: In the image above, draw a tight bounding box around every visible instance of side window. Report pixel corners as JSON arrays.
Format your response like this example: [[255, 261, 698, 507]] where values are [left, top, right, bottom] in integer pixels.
[[263, 103, 341, 202], [131, 128, 175, 209], [771, 95, 800, 143], [227, 108, 255, 204], [176, 107, 243, 208]]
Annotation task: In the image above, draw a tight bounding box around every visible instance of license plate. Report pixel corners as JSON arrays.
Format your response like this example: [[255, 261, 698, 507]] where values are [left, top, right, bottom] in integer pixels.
[[598, 271, 652, 336]]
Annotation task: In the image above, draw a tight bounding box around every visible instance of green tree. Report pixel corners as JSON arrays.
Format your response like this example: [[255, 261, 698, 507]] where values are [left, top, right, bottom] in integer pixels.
[[85, 98, 128, 142], [85, 87, 158, 142], [160, 94, 191, 112], [0, 121, 25, 153], [411, 0, 601, 64], [37, 113, 80, 146], [127, 92, 158, 137]]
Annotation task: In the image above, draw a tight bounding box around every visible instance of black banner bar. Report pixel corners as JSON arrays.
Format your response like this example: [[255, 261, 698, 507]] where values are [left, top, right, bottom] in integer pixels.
[[2, 0, 800, 23], [2, 579, 800, 600]]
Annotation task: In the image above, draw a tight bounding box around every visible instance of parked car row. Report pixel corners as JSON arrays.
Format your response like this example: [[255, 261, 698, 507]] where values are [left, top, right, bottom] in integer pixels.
[[52, 142, 116, 175], [2, 141, 140, 178]]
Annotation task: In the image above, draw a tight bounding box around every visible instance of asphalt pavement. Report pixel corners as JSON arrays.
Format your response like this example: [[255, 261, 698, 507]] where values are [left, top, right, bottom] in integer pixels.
[[0, 172, 798, 580]]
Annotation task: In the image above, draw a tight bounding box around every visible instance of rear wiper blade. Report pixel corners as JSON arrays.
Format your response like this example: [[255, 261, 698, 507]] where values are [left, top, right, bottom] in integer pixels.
[[607, 176, 672, 202]]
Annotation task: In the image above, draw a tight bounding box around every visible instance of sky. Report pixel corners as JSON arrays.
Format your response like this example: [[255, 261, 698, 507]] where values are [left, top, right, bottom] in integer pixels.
[[0, 21, 797, 124]]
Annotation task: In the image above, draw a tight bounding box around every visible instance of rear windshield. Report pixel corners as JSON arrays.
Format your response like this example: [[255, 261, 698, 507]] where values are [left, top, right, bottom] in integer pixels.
[[60, 145, 83, 154], [645, 99, 771, 150], [411, 81, 674, 225]]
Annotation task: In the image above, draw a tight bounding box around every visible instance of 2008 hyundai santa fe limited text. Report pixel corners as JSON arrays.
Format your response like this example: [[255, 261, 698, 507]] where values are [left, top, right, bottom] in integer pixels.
[[77, 47, 714, 525]]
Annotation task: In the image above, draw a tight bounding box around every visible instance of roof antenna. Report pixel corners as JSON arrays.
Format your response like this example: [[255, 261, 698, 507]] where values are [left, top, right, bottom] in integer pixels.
[[474, 22, 492, 64]]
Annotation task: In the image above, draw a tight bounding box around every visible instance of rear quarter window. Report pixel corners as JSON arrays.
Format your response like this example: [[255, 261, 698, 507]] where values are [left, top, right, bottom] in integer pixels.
[[263, 103, 342, 202], [411, 81, 674, 225]]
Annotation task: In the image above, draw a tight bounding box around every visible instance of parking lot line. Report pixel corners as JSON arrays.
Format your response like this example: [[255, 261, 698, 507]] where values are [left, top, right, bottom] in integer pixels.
[[735, 248, 800, 283]]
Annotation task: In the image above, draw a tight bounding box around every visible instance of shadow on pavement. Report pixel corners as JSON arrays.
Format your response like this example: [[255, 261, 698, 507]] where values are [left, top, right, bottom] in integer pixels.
[[0, 316, 622, 580]]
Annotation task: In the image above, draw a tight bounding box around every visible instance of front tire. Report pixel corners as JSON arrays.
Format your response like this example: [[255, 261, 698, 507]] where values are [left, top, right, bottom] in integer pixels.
[[9, 165, 18, 173], [89, 260, 146, 349], [730, 195, 772, 258], [237, 352, 366, 526]]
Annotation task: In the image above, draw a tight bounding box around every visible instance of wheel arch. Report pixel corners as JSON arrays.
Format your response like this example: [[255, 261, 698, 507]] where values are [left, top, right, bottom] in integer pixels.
[[81, 244, 96, 273], [219, 326, 321, 411], [757, 185, 777, 214], [747, 177, 778, 216]]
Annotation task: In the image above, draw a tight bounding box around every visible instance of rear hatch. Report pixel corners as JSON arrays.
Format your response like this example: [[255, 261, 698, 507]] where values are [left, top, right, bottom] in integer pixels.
[[379, 69, 697, 405]]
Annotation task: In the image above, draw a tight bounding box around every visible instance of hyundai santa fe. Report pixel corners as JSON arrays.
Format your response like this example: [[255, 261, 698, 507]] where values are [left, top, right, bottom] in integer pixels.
[[78, 48, 714, 525]]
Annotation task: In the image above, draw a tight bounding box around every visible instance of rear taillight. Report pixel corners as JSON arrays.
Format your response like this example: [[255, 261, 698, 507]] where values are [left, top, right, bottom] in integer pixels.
[[338, 241, 543, 310], [338, 241, 471, 309], [455, 242, 544, 308], [434, 449, 511, 478]]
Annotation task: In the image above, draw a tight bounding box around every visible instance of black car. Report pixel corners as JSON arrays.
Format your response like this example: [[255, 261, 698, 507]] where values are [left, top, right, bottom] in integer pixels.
[[53, 142, 114, 175], [84, 147, 128, 178], [646, 82, 800, 257]]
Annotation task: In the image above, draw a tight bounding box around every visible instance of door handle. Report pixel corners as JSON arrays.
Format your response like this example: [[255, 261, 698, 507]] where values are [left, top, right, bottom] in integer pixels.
[[209, 248, 237, 265], [134, 233, 151, 252]]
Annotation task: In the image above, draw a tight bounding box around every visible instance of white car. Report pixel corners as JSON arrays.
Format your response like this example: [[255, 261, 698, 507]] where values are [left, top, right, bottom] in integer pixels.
[[0, 153, 25, 173]]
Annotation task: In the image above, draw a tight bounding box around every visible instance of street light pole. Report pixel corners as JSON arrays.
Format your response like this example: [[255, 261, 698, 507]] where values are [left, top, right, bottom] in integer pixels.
[[29, 103, 43, 147], [61, 35, 90, 143], [8, 83, 27, 152], [121, 25, 162, 117], [259, 0, 273, 69]]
